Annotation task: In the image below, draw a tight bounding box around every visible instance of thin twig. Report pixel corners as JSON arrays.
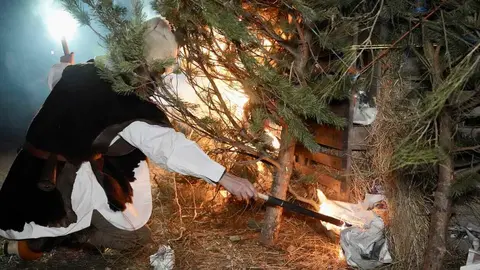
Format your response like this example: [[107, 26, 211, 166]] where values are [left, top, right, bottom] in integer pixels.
[[440, 10, 452, 70], [455, 163, 480, 178], [168, 174, 185, 243], [187, 180, 198, 220], [287, 184, 320, 212], [359, 2, 446, 75], [454, 145, 480, 152]]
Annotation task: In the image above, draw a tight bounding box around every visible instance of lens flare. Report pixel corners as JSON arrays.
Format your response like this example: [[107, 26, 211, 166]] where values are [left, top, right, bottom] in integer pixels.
[[46, 9, 78, 41]]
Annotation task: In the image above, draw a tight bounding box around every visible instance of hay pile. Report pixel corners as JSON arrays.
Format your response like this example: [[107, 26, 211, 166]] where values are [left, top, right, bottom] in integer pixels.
[[350, 52, 433, 269], [142, 166, 349, 269]]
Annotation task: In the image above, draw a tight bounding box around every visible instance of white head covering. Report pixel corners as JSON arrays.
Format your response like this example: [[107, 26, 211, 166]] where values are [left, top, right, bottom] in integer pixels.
[[47, 17, 179, 91], [143, 17, 179, 70]]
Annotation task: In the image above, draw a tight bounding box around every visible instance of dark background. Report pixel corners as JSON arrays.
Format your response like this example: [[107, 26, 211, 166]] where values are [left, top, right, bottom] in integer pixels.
[[0, 0, 108, 152], [0, 0, 109, 182], [0, 0, 177, 180]]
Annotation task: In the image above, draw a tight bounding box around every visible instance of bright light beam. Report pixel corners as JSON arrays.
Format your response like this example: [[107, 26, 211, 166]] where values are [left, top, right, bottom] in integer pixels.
[[46, 9, 78, 42]]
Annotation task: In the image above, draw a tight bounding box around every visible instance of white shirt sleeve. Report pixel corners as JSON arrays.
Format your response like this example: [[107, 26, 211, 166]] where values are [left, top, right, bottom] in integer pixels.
[[117, 121, 226, 184], [47, 62, 70, 91]]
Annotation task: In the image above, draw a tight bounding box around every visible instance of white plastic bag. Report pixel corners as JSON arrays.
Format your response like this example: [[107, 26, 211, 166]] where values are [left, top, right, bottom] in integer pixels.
[[353, 106, 377, 126], [340, 216, 392, 269], [150, 245, 175, 270]]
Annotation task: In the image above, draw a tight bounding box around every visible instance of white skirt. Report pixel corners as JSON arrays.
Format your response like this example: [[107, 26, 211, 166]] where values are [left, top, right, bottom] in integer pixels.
[[0, 160, 152, 240]]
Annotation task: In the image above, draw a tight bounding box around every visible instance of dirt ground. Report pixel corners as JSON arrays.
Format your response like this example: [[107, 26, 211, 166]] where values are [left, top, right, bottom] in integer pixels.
[[0, 165, 348, 270]]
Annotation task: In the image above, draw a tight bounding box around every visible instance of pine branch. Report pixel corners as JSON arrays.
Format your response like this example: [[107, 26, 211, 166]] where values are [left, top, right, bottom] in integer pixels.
[[453, 85, 480, 116], [452, 169, 480, 198], [454, 145, 480, 152], [455, 163, 480, 178]]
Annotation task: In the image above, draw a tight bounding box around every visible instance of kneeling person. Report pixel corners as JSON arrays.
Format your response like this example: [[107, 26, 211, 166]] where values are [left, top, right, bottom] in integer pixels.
[[0, 17, 256, 259]]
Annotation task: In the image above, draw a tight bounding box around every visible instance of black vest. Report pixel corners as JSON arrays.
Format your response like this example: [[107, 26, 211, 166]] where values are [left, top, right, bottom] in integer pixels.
[[0, 62, 171, 232], [27, 62, 171, 162]]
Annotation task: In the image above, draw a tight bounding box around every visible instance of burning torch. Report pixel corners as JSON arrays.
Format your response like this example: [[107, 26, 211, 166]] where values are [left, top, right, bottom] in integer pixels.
[[46, 9, 78, 58], [61, 36, 70, 56]]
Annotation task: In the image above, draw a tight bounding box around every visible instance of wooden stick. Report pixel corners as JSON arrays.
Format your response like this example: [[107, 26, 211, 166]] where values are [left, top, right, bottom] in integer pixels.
[[257, 193, 269, 201], [61, 36, 70, 56]]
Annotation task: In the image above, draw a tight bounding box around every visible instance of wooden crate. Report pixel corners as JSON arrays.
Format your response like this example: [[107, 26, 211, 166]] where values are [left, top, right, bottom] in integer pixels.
[[293, 99, 369, 202]]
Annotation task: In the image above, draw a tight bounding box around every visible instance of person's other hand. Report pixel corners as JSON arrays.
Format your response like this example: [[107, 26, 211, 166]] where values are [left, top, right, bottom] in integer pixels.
[[218, 172, 257, 201], [60, 52, 74, 64]]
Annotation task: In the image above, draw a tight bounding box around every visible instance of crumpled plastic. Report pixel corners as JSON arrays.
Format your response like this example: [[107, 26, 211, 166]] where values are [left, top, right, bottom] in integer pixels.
[[150, 245, 175, 270], [317, 189, 391, 268], [353, 91, 377, 126], [353, 104, 377, 126], [340, 216, 392, 269]]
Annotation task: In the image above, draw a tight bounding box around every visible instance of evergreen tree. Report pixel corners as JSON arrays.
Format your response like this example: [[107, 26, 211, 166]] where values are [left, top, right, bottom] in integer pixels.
[[61, 0, 351, 245], [152, 0, 356, 245], [154, 0, 480, 266], [60, 0, 480, 267]]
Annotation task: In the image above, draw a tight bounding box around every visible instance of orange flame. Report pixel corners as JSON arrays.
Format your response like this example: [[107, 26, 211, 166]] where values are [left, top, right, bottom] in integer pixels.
[[338, 246, 345, 260], [316, 189, 348, 234]]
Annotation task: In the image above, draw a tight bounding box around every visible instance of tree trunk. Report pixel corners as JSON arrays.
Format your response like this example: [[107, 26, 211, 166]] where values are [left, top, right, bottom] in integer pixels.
[[423, 111, 454, 270], [260, 127, 296, 246]]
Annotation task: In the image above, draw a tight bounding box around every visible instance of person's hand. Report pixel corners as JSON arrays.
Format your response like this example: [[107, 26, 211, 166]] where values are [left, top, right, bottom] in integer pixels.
[[60, 52, 74, 64], [218, 172, 257, 201]]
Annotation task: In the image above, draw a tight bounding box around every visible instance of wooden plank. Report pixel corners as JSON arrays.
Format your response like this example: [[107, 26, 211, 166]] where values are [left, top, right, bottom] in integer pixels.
[[295, 145, 344, 170], [343, 93, 354, 194], [458, 127, 480, 139], [294, 163, 342, 193], [294, 163, 350, 202], [301, 99, 349, 150], [310, 124, 344, 150]]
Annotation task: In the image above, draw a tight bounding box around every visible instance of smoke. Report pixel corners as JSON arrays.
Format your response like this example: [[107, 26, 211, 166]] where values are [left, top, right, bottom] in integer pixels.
[[0, 0, 182, 147], [0, 0, 94, 143]]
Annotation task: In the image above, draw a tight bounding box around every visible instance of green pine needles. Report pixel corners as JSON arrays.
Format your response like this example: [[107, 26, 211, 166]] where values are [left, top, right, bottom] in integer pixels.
[[60, 0, 175, 99]]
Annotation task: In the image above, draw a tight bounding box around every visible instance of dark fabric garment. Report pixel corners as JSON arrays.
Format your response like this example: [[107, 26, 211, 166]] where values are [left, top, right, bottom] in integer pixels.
[[0, 148, 149, 232], [54, 162, 81, 227], [0, 150, 66, 231], [0, 62, 171, 232], [94, 148, 148, 212], [26, 62, 171, 164]]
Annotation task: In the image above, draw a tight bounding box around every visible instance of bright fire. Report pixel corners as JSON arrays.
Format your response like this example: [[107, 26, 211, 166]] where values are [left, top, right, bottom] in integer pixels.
[[265, 130, 280, 149], [316, 189, 348, 235], [316, 189, 347, 260], [338, 246, 345, 260], [46, 9, 78, 41], [220, 87, 249, 117], [219, 190, 229, 198], [256, 161, 265, 172], [177, 29, 284, 150]]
